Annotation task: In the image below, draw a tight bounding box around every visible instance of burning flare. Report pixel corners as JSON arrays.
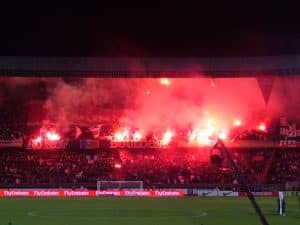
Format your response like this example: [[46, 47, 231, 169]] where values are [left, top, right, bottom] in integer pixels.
[[161, 130, 173, 145], [46, 131, 60, 141], [160, 78, 171, 86], [114, 129, 129, 141], [132, 131, 142, 141]]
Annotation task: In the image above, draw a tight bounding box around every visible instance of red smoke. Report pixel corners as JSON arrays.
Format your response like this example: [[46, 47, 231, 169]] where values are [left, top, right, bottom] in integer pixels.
[[120, 78, 266, 139], [4, 74, 300, 147], [10, 75, 300, 146], [40, 77, 269, 146]]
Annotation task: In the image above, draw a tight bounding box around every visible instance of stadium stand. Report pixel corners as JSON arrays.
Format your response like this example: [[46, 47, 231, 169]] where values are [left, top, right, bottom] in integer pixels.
[[0, 146, 298, 191]]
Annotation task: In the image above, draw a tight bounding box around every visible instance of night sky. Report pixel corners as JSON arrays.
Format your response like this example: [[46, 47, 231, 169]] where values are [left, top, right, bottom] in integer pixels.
[[0, 3, 299, 57]]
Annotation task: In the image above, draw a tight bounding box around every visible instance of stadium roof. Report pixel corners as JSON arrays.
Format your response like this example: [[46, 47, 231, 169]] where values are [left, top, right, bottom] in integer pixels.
[[0, 55, 300, 78], [0, 5, 300, 59]]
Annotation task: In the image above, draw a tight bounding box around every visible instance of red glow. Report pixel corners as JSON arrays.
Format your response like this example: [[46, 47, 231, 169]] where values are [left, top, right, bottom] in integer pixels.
[[27, 76, 276, 149], [258, 123, 266, 132], [218, 132, 227, 140], [42, 77, 271, 147], [189, 128, 214, 145], [188, 116, 228, 146], [114, 163, 122, 169], [210, 79, 216, 87], [132, 131, 142, 141], [114, 129, 129, 141], [161, 130, 173, 145], [160, 78, 171, 86], [46, 131, 60, 141], [35, 136, 42, 143], [233, 119, 242, 127]]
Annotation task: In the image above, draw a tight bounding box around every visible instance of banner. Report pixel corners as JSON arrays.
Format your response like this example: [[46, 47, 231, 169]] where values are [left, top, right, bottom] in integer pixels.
[[5, 189, 283, 197], [279, 139, 300, 147], [110, 141, 165, 149], [279, 118, 300, 147], [0, 189, 184, 197], [238, 191, 278, 197], [89, 126, 100, 139], [191, 189, 238, 197], [0, 190, 94, 197], [0, 139, 23, 148], [26, 140, 66, 150], [256, 76, 275, 104], [80, 139, 99, 149]]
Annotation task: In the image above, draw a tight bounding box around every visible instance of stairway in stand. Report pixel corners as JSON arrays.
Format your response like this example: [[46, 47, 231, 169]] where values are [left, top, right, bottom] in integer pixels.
[[258, 149, 276, 184]]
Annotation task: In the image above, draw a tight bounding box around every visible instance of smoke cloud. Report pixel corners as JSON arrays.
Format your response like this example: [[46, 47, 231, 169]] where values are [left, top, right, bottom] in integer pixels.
[[3, 75, 300, 133], [44, 78, 141, 130], [121, 77, 266, 134], [43, 77, 267, 135]]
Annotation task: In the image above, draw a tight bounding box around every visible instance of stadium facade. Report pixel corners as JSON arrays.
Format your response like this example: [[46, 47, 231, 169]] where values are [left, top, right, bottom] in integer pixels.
[[0, 55, 299, 77]]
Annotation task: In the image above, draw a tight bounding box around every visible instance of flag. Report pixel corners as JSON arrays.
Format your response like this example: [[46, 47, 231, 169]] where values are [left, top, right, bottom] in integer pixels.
[[75, 127, 82, 139], [89, 125, 101, 139], [80, 139, 99, 149], [256, 76, 275, 105]]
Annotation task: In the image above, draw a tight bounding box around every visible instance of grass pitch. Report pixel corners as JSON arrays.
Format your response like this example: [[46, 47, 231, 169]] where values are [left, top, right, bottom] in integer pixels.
[[0, 197, 298, 225]]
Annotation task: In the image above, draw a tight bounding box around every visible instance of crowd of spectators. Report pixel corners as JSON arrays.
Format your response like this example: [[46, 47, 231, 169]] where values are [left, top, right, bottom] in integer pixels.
[[0, 147, 274, 189], [0, 146, 298, 189], [0, 101, 26, 141], [0, 150, 114, 187], [120, 148, 271, 188], [268, 150, 300, 185]]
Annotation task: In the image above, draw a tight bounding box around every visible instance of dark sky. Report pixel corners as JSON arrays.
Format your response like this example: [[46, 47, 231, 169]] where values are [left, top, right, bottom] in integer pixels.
[[0, 3, 300, 57]]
